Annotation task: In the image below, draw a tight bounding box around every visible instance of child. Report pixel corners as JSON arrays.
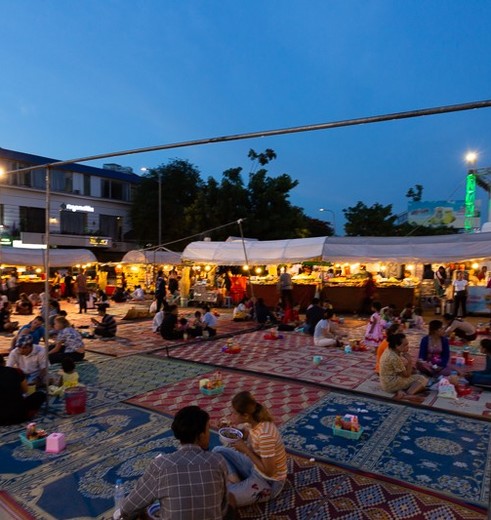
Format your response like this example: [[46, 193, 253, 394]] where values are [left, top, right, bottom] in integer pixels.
[[364, 301, 384, 349], [49, 357, 79, 397]]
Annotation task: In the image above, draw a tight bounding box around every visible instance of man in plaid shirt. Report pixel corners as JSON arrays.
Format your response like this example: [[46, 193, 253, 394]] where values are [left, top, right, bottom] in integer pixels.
[[119, 406, 231, 519]]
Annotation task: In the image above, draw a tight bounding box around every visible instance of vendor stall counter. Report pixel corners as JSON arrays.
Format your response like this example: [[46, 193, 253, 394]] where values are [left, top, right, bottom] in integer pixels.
[[321, 285, 416, 314], [247, 283, 317, 311]]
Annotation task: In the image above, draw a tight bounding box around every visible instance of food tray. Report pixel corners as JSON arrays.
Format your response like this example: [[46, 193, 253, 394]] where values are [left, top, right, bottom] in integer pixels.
[[200, 386, 224, 396], [19, 432, 47, 449], [332, 426, 364, 440]]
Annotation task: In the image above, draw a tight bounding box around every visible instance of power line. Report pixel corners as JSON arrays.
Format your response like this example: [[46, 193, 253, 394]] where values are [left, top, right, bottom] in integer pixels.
[[5, 99, 491, 175]]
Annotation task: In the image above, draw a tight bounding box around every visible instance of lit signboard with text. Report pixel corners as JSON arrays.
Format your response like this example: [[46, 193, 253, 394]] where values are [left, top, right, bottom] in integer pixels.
[[407, 200, 481, 229]]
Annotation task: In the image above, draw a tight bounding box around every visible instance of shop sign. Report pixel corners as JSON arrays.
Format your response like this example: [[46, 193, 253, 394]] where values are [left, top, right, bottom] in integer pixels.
[[0, 237, 12, 246], [89, 237, 109, 246], [65, 204, 95, 213]]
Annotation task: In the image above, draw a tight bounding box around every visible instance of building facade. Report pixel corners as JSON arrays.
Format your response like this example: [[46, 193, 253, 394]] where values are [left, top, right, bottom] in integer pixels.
[[0, 147, 141, 260]]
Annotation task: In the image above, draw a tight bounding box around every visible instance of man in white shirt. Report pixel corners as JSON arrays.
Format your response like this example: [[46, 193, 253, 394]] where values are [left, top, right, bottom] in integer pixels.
[[452, 271, 469, 317], [6, 334, 48, 386]]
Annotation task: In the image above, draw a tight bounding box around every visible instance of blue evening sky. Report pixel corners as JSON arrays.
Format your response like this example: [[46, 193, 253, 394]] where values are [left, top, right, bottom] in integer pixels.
[[1, 1, 491, 233]]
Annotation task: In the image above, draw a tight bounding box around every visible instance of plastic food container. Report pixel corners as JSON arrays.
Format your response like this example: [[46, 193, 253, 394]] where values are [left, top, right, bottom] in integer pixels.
[[19, 432, 47, 449], [332, 426, 364, 440]]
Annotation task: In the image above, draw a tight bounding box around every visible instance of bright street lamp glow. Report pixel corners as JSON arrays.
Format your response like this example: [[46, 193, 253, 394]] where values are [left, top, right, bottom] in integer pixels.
[[465, 152, 478, 164], [0, 167, 4, 176]]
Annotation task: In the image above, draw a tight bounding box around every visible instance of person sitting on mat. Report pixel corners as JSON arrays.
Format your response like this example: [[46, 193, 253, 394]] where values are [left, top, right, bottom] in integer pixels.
[[91, 303, 117, 338], [465, 339, 491, 388], [443, 313, 477, 344], [379, 333, 428, 402], [0, 354, 46, 425], [159, 304, 185, 341], [213, 391, 287, 507]]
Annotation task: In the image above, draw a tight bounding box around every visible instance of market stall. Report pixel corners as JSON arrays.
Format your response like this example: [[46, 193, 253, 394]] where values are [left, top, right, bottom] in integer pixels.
[[0, 248, 98, 296], [120, 249, 182, 292]]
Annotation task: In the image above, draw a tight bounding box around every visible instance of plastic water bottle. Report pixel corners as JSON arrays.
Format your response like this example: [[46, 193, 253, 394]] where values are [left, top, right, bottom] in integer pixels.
[[114, 479, 125, 512]]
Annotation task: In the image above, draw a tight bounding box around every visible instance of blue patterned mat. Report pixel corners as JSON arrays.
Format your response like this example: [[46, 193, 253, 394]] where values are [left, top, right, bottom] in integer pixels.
[[280, 393, 491, 507], [45, 355, 210, 417], [1, 404, 191, 519]]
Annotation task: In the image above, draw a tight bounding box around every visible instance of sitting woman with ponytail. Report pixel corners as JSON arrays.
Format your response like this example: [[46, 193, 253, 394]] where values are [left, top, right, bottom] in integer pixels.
[[214, 391, 287, 506]]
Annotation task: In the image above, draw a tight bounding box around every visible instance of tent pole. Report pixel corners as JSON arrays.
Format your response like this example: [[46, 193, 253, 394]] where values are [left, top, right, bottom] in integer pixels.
[[237, 219, 255, 320], [43, 166, 51, 413]]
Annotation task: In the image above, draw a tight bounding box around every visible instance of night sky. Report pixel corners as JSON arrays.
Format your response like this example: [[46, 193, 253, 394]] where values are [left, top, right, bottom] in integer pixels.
[[2, 1, 491, 231]]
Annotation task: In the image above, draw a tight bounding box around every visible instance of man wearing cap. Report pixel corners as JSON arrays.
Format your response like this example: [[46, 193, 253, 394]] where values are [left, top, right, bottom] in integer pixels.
[[6, 335, 48, 386], [91, 303, 117, 338]]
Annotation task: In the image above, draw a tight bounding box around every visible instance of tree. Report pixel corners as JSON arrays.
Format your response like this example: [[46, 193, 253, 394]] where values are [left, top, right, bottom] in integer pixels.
[[130, 159, 204, 246], [343, 202, 398, 236], [406, 184, 423, 202]]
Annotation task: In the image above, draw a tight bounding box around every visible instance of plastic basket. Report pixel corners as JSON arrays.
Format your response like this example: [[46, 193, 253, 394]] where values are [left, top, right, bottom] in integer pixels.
[[332, 426, 364, 440], [19, 432, 47, 449], [200, 386, 224, 396]]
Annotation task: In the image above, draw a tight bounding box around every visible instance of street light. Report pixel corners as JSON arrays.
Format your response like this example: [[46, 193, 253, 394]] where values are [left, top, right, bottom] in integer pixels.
[[141, 167, 162, 245], [319, 208, 336, 235]]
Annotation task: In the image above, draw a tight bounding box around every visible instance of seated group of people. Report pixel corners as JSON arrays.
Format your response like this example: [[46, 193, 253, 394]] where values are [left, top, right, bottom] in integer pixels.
[[154, 304, 218, 340], [116, 392, 287, 519], [376, 313, 490, 401]]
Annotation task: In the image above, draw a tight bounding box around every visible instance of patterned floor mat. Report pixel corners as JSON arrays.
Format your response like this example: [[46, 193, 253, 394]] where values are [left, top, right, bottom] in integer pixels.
[[126, 369, 328, 429], [238, 455, 487, 519], [158, 328, 491, 418], [2, 402, 486, 520], [280, 392, 491, 507]]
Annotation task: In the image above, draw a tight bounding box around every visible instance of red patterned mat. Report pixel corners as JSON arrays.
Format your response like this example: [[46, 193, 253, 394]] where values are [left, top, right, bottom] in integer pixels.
[[157, 329, 491, 418], [237, 455, 486, 519], [0, 491, 36, 520], [126, 369, 328, 429]]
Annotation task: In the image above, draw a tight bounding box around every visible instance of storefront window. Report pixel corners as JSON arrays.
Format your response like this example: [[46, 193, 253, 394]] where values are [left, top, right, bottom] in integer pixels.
[[100, 214, 122, 240], [20, 207, 45, 233], [60, 210, 87, 235]]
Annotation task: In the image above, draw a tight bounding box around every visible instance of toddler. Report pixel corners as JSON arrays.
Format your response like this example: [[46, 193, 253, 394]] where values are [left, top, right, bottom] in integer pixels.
[[49, 357, 80, 397]]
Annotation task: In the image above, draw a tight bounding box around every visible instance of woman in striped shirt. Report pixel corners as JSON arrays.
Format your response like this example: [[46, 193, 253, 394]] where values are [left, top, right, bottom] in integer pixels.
[[214, 391, 287, 506]]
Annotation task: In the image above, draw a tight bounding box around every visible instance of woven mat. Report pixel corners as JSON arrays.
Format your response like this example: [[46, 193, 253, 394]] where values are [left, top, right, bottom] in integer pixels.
[[126, 368, 328, 429], [238, 454, 487, 519], [0, 491, 36, 520]]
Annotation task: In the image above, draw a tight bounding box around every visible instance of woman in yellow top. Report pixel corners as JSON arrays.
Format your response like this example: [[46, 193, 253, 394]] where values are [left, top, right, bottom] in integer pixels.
[[214, 391, 287, 506], [379, 333, 428, 402]]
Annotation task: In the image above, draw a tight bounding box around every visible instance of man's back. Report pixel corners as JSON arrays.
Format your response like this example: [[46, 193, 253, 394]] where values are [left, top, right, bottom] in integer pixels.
[[121, 445, 228, 519]]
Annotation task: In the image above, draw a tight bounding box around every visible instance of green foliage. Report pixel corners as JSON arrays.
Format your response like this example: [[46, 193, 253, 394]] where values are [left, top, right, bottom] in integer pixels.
[[130, 150, 322, 247], [406, 184, 423, 202], [343, 202, 398, 236]]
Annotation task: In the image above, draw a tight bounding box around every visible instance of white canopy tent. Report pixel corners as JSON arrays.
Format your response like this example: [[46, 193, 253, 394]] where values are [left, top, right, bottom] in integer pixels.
[[321, 233, 491, 263], [121, 249, 182, 265], [0, 248, 97, 267], [182, 233, 491, 265], [182, 237, 326, 265]]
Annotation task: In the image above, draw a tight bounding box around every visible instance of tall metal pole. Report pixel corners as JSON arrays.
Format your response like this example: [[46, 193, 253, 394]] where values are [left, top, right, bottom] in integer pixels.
[[43, 166, 51, 410], [158, 172, 162, 245]]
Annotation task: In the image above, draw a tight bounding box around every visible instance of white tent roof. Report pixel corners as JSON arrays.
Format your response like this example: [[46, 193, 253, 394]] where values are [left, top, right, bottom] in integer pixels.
[[182, 233, 491, 265], [0, 248, 97, 267], [182, 237, 326, 265], [121, 250, 182, 265], [322, 233, 491, 263]]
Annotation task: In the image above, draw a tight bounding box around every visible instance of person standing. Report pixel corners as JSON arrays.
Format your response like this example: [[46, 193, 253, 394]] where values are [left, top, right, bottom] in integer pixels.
[[64, 271, 74, 300], [278, 269, 293, 310], [155, 269, 167, 312], [435, 266, 447, 297], [75, 269, 88, 314], [452, 271, 468, 317], [118, 406, 230, 520], [7, 270, 19, 303]]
